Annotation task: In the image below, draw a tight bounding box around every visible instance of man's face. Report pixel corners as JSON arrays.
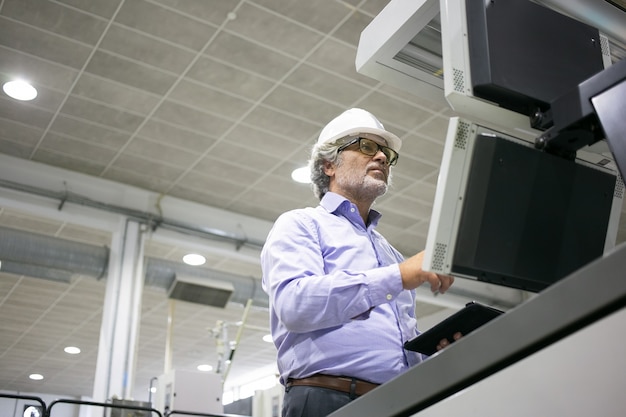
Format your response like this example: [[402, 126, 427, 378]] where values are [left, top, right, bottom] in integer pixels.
[[325, 135, 392, 202]]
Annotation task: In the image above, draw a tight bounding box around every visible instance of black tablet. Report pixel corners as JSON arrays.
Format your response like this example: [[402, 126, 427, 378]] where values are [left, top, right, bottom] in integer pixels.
[[404, 301, 504, 356]]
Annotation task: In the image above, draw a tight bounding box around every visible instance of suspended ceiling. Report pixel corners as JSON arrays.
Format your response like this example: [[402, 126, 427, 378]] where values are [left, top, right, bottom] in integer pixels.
[[0, 0, 625, 404]]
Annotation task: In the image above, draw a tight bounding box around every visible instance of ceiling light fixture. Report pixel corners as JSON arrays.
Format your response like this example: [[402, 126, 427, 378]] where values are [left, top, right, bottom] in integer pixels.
[[29, 373, 44, 380], [262, 334, 273, 343], [3, 79, 38, 101], [64, 346, 81, 354], [291, 166, 311, 184], [183, 253, 206, 266], [197, 364, 213, 372]]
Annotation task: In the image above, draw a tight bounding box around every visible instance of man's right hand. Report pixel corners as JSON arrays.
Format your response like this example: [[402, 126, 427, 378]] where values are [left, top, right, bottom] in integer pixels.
[[399, 250, 454, 294]]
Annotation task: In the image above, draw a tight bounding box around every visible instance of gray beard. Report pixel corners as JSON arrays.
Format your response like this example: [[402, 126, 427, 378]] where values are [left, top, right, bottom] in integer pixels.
[[336, 174, 388, 202]]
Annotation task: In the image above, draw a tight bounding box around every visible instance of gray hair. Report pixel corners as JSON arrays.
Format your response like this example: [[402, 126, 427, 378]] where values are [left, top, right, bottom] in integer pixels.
[[308, 141, 341, 200], [307, 137, 394, 200]]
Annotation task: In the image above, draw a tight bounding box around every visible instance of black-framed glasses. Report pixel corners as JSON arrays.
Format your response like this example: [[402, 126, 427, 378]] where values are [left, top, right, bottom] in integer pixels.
[[336, 137, 399, 166]]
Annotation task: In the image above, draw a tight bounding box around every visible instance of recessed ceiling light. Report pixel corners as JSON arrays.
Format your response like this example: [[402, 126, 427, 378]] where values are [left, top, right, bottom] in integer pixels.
[[197, 364, 213, 372], [183, 253, 206, 266], [3, 80, 37, 101], [29, 373, 44, 380], [262, 334, 273, 343], [291, 166, 311, 184], [64, 346, 81, 354]]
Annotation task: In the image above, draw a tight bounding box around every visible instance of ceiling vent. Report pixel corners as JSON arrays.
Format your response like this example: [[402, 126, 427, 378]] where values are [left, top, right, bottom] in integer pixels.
[[167, 275, 234, 308]]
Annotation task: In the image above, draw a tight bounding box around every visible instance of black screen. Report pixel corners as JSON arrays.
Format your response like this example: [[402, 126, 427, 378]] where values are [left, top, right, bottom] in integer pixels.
[[453, 134, 616, 292], [466, 0, 605, 117]]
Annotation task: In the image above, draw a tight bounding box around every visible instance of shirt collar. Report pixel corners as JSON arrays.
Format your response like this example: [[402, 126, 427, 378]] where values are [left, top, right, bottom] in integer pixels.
[[320, 192, 382, 227]]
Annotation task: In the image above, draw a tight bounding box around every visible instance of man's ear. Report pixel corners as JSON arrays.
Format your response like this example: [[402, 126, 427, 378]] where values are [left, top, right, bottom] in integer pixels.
[[323, 160, 335, 177]]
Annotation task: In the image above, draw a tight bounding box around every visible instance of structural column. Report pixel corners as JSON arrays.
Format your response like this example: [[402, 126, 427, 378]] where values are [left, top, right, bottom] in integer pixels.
[[92, 218, 146, 402]]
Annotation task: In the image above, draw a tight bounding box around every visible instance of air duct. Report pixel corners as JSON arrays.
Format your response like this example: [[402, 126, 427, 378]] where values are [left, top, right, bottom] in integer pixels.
[[168, 275, 234, 308], [0, 226, 109, 279], [0, 226, 269, 309]]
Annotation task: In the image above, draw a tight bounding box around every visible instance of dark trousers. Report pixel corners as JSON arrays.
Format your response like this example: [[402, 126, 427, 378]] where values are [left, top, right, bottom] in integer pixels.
[[282, 385, 355, 417]]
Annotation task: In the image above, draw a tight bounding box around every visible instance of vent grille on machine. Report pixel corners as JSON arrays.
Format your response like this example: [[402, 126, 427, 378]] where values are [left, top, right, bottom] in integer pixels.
[[454, 121, 470, 150], [432, 242, 448, 271]]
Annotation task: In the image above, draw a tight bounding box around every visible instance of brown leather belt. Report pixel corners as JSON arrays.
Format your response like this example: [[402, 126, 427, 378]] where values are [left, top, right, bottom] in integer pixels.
[[286, 374, 379, 397]]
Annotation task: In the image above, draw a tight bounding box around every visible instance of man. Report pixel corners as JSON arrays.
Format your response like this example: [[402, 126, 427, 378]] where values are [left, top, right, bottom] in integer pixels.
[[261, 108, 455, 416]]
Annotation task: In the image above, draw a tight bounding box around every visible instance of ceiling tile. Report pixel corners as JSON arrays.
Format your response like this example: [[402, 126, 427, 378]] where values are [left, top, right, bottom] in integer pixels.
[[152, 0, 240, 26], [360, 0, 392, 16], [379, 209, 422, 229], [0, 117, 44, 144], [269, 160, 316, 182], [39, 132, 118, 165], [109, 153, 185, 181], [186, 57, 275, 101], [400, 177, 440, 204], [1, 0, 108, 45], [152, 100, 233, 136], [71, 73, 161, 115], [56, 0, 122, 19], [167, 185, 234, 209], [173, 171, 247, 200], [262, 86, 344, 123], [58, 223, 112, 246], [402, 134, 445, 165], [226, 3, 323, 58], [0, 97, 54, 129], [242, 106, 322, 142], [0, 209, 62, 234], [421, 170, 440, 187], [32, 148, 108, 176], [0, 17, 92, 69], [383, 194, 434, 220], [115, 0, 217, 50], [305, 38, 377, 86], [0, 138, 33, 158], [192, 156, 266, 184], [223, 124, 303, 160], [49, 114, 131, 149], [357, 91, 436, 129], [204, 31, 298, 80], [332, 10, 372, 46], [283, 64, 370, 106], [168, 79, 253, 119], [0, 47, 79, 91], [418, 115, 450, 142], [60, 95, 146, 132], [18, 85, 67, 112], [208, 141, 281, 173], [252, 174, 316, 203], [227, 195, 293, 222], [85, 50, 178, 95], [251, 0, 351, 33], [101, 24, 197, 74], [103, 166, 173, 193], [137, 120, 217, 153], [124, 136, 200, 167], [393, 157, 438, 183], [378, 83, 449, 113], [390, 231, 427, 257]]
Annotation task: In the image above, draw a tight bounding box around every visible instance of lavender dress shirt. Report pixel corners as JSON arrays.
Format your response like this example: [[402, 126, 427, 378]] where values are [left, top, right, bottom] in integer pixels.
[[261, 192, 424, 385]]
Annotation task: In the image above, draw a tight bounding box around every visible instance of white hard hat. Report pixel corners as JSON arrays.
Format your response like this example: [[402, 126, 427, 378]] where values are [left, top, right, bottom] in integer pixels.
[[316, 108, 402, 152]]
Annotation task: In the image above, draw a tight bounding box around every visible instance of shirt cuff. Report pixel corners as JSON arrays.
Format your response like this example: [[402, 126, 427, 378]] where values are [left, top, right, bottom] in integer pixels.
[[366, 263, 403, 306]]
